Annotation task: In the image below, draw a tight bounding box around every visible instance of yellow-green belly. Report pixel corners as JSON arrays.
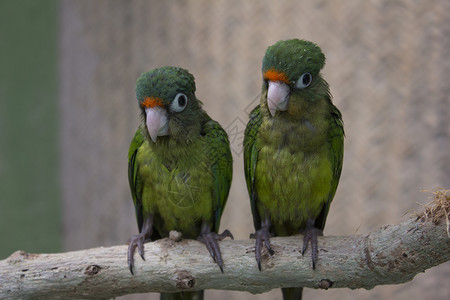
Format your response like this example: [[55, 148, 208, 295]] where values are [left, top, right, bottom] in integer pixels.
[[254, 144, 332, 236], [138, 148, 214, 238]]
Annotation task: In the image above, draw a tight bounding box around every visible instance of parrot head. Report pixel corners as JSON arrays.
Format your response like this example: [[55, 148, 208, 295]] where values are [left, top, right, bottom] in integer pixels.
[[136, 66, 202, 143], [261, 39, 327, 117]]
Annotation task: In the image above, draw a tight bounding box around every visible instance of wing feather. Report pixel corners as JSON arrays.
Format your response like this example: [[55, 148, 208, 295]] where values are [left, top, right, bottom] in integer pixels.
[[202, 119, 233, 233], [128, 128, 145, 232], [243, 105, 263, 230], [315, 106, 344, 230]]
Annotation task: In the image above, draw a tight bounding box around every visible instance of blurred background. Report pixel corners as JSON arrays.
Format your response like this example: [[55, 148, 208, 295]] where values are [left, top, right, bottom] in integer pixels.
[[0, 0, 449, 299]]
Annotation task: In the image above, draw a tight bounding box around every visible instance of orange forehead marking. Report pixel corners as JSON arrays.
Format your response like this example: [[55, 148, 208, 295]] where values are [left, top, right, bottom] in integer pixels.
[[141, 97, 164, 108], [263, 69, 289, 84]]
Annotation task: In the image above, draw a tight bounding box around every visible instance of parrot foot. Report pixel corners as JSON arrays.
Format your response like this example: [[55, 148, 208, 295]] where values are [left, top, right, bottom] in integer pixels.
[[127, 233, 151, 275], [127, 216, 153, 275], [197, 229, 234, 273], [250, 226, 275, 271], [301, 219, 323, 270]]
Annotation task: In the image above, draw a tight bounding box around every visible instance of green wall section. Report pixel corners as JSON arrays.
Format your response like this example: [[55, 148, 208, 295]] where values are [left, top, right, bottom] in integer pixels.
[[0, 0, 60, 258]]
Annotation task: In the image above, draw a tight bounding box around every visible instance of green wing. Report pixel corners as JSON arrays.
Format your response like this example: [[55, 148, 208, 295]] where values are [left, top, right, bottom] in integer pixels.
[[315, 105, 344, 230], [128, 128, 146, 233], [243, 105, 263, 230], [203, 119, 233, 233]]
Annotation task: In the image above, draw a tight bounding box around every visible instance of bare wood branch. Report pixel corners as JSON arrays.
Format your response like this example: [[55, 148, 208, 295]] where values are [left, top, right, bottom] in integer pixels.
[[1, 216, 449, 300]]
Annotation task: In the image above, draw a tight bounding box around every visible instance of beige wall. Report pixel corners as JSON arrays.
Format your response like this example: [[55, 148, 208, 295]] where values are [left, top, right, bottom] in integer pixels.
[[60, 1, 450, 299]]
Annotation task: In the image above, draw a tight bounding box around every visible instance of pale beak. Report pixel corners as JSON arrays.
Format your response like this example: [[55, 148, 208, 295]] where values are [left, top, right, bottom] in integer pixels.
[[145, 107, 169, 143], [267, 81, 290, 117]]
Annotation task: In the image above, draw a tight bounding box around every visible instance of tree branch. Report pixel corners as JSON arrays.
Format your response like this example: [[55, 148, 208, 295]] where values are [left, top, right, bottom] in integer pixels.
[[1, 191, 449, 299]]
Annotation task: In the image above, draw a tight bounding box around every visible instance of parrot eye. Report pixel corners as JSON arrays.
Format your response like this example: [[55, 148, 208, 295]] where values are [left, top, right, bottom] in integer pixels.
[[295, 72, 312, 89], [171, 93, 188, 112]]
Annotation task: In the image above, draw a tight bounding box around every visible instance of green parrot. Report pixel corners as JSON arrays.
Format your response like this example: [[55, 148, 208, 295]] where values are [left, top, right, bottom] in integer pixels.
[[244, 39, 344, 299], [127, 66, 233, 300]]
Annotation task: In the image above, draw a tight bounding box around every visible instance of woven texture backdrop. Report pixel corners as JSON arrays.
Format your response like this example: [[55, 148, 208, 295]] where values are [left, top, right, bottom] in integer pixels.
[[60, 1, 449, 299]]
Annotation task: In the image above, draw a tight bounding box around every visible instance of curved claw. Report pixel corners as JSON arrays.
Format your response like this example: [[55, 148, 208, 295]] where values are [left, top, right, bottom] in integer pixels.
[[301, 221, 322, 270], [127, 233, 149, 275], [252, 227, 274, 271], [218, 229, 234, 240], [197, 229, 233, 273], [137, 239, 145, 261]]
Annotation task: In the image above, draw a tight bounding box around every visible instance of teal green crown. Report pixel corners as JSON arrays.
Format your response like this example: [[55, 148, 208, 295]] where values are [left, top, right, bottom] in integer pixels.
[[262, 39, 325, 84], [136, 66, 196, 105]]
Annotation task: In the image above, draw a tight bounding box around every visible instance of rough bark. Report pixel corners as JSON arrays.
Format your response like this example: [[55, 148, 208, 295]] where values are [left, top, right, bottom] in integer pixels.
[[1, 217, 449, 300]]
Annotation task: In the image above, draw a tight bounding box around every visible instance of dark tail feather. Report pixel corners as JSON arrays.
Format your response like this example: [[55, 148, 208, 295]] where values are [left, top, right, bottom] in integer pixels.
[[282, 288, 303, 300], [160, 291, 204, 300]]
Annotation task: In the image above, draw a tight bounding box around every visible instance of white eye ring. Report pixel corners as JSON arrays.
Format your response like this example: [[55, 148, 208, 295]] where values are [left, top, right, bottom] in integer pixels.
[[171, 93, 188, 112], [295, 72, 312, 89]]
